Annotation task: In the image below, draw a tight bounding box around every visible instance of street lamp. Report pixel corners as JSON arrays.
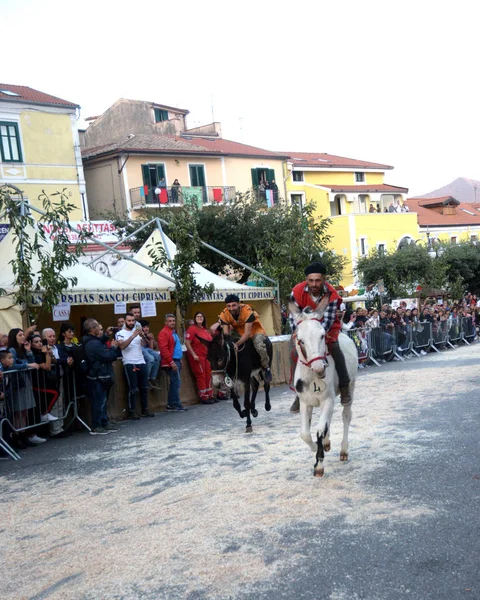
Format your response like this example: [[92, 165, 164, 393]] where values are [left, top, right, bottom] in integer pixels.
[[79, 182, 89, 221]]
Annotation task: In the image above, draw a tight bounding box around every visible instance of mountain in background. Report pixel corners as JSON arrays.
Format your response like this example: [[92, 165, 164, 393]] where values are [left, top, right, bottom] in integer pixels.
[[417, 177, 480, 203]]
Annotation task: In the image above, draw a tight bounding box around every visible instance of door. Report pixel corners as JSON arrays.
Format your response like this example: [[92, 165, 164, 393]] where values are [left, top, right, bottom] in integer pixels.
[[142, 164, 166, 203], [189, 164, 206, 202]]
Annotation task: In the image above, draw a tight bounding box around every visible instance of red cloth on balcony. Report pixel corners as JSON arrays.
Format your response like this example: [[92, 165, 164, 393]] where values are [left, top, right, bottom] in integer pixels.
[[143, 185, 149, 196], [213, 188, 223, 202], [159, 188, 168, 204]]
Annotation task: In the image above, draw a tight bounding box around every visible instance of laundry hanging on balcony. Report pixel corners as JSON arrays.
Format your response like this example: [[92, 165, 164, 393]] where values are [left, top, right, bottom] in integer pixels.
[[213, 188, 223, 203], [266, 189, 274, 208], [159, 188, 168, 204]]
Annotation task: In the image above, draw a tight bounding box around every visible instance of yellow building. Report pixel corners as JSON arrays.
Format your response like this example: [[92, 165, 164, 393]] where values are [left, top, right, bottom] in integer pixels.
[[81, 99, 287, 217], [284, 152, 417, 287], [0, 84, 87, 220]]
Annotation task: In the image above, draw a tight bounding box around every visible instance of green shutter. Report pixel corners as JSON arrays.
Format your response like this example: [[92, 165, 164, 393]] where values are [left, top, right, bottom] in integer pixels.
[[268, 169, 276, 184], [141, 164, 150, 186], [251, 168, 259, 187], [156, 165, 165, 185]]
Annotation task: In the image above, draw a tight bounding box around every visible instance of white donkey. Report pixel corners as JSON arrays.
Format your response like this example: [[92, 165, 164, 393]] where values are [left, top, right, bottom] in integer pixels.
[[290, 299, 358, 477]]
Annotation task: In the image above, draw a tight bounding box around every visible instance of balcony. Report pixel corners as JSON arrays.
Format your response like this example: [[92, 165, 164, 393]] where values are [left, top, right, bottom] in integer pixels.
[[130, 185, 236, 209]]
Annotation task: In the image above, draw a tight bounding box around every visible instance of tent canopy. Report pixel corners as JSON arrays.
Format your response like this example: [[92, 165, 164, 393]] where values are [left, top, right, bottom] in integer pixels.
[[0, 227, 169, 306], [114, 228, 276, 303]]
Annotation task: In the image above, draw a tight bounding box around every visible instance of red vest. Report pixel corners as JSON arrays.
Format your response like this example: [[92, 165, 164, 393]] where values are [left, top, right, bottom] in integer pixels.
[[291, 280, 342, 342]]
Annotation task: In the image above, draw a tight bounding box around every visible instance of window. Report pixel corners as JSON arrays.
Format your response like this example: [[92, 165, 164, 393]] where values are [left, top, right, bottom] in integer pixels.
[[378, 243, 385, 256], [451, 236, 457, 244], [154, 108, 169, 123], [0, 122, 22, 162], [471, 234, 478, 243], [292, 171, 304, 182], [290, 194, 304, 209], [355, 172, 365, 182], [360, 237, 367, 256]]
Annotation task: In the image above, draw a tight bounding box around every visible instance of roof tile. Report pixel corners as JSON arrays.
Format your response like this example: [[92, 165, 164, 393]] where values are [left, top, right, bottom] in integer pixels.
[[406, 197, 480, 226], [321, 184, 409, 193], [0, 84, 79, 108], [82, 134, 288, 160], [282, 151, 393, 170]]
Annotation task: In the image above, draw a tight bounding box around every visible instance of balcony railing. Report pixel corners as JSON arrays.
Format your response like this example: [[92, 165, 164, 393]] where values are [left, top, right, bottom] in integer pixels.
[[130, 185, 236, 209]]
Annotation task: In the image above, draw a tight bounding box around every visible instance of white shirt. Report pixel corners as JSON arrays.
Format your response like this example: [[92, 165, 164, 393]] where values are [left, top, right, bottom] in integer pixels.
[[115, 329, 145, 365]]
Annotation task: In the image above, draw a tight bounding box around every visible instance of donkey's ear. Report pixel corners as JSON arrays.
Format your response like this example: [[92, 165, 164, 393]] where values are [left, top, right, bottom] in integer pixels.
[[289, 301, 302, 324], [315, 293, 331, 319]]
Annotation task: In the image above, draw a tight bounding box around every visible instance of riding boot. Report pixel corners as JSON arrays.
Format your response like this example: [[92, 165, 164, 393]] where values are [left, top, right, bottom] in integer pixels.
[[328, 341, 352, 406], [252, 333, 272, 382]]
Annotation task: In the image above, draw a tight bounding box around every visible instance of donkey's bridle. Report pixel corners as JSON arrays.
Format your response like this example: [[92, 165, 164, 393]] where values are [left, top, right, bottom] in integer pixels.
[[296, 317, 328, 368], [299, 355, 328, 368]]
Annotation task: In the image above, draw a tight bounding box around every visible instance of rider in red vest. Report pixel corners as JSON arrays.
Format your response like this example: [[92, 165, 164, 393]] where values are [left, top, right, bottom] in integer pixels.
[[289, 262, 352, 412]]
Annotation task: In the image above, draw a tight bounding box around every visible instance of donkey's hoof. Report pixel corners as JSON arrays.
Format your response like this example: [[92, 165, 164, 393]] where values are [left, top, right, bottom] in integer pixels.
[[245, 426, 253, 433], [323, 441, 331, 452], [314, 466, 325, 477], [265, 403, 271, 412], [340, 452, 348, 462], [251, 409, 258, 418], [240, 410, 247, 418]]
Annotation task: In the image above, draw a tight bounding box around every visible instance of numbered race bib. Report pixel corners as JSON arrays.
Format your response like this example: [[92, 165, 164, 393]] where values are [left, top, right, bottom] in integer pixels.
[[309, 379, 325, 394]]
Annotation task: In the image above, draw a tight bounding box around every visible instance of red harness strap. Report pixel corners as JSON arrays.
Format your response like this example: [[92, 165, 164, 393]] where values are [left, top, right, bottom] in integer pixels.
[[299, 355, 328, 368]]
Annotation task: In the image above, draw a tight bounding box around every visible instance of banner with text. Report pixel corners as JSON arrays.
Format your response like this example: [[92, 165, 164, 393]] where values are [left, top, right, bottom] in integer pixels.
[[30, 290, 171, 307]]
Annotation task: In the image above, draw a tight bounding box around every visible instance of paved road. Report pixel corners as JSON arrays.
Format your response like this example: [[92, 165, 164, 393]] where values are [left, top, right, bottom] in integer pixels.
[[1, 344, 479, 600]]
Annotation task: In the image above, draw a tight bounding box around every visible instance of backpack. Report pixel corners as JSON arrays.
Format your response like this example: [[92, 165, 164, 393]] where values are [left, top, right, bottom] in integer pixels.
[[79, 337, 96, 375]]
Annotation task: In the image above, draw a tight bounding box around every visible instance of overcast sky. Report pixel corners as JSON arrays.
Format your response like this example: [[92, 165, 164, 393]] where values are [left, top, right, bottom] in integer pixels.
[[2, 0, 479, 197]]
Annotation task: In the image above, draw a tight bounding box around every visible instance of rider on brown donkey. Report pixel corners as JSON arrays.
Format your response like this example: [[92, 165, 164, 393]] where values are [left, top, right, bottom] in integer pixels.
[[218, 294, 273, 384], [289, 262, 352, 412]]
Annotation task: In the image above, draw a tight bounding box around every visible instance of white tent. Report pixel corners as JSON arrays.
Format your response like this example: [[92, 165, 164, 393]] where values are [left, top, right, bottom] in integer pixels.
[[0, 227, 171, 308], [114, 228, 276, 303]]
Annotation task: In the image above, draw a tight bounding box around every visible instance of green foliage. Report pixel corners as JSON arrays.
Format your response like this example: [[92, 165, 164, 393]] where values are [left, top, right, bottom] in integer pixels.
[[147, 206, 214, 328], [441, 242, 480, 295], [195, 193, 344, 300], [0, 185, 91, 314], [105, 192, 344, 303], [356, 240, 480, 299]]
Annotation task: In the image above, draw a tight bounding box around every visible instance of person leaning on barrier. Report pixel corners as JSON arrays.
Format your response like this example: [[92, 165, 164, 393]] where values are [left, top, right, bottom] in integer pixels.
[[6, 329, 46, 447], [83, 318, 120, 435]]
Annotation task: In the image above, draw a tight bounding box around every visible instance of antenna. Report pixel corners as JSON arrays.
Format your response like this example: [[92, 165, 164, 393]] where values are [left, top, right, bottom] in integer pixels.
[[211, 95, 215, 123], [239, 116, 243, 139]]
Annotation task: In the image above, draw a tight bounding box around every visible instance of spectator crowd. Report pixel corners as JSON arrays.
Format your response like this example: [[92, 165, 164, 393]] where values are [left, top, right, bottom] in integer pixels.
[[0, 304, 227, 455], [340, 292, 479, 366]]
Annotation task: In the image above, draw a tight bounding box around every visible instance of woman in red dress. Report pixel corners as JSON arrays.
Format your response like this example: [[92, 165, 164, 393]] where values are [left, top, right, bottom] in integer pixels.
[[185, 312, 216, 404]]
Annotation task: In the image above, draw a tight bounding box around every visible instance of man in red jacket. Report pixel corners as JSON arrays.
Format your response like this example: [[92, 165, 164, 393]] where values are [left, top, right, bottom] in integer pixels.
[[157, 313, 186, 411], [289, 262, 351, 412]]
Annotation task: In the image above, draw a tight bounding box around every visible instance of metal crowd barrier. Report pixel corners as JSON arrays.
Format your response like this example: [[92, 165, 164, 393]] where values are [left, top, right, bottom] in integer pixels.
[[344, 318, 476, 371], [0, 366, 81, 460], [431, 320, 448, 350], [447, 318, 462, 348], [461, 316, 476, 345], [346, 328, 370, 365]]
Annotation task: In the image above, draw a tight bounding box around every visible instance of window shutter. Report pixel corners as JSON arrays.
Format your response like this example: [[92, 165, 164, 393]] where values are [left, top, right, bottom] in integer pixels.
[[251, 168, 259, 187], [268, 168, 276, 183], [141, 164, 150, 186], [156, 165, 165, 184]]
